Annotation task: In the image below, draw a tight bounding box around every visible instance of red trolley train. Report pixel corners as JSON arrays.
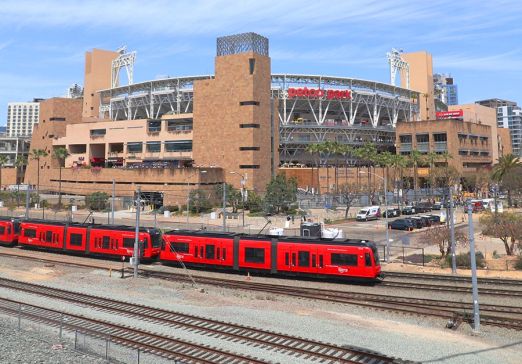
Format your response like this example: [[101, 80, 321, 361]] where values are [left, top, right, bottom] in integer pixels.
[[160, 230, 381, 281], [0, 217, 21, 246]]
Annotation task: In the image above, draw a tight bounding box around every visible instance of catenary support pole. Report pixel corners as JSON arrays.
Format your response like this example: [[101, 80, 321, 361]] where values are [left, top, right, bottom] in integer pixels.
[[222, 182, 227, 232], [133, 186, 141, 279], [25, 187, 30, 218], [449, 186, 456, 274], [384, 175, 390, 262], [111, 179, 115, 224], [467, 201, 480, 332]]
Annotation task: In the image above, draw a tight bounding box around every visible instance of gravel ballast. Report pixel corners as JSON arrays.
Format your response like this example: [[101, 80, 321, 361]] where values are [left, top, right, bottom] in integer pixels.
[[0, 253, 520, 363]]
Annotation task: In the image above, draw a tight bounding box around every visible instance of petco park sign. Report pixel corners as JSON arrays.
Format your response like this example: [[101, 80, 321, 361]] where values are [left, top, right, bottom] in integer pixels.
[[287, 87, 352, 100]]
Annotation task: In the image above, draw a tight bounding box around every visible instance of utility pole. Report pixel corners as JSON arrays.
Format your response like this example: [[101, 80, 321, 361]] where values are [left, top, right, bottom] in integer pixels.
[[133, 186, 141, 279], [449, 186, 456, 274], [467, 201, 480, 332], [384, 174, 390, 262], [25, 187, 30, 218], [111, 179, 115, 224], [222, 181, 227, 232]]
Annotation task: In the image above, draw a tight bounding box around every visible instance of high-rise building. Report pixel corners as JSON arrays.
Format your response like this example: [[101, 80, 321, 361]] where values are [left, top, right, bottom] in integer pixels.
[[476, 98, 522, 157], [433, 73, 458, 106], [6, 100, 41, 137]]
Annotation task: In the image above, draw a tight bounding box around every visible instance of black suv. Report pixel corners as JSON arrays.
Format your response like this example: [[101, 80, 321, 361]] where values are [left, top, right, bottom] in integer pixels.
[[388, 219, 415, 231]]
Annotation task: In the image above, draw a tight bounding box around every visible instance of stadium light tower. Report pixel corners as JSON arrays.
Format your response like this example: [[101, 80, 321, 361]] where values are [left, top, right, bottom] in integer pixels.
[[112, 45, 137, 88], [387, 48, 409, 89]]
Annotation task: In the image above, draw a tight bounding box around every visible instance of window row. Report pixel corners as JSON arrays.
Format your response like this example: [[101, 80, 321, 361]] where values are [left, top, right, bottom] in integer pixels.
[[127, 141, 193, 153]]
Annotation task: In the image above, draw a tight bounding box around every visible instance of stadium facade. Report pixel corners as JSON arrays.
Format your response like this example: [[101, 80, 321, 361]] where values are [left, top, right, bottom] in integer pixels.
[[25, 32, 423, 205]]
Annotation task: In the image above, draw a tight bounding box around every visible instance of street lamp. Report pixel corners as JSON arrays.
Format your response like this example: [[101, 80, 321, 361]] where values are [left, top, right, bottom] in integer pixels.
[[359, 171, 390, 262], [230, 171, 247, 227], [185, 170, 207, 224]]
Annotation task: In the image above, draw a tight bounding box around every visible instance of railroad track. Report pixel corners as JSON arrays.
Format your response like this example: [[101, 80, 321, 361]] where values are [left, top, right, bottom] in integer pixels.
[[0, 296, 263, 364], [1, 250, 521, 331], [383, 271, 522, 287], [379, 280, 522, 296], [137, 270, 522, 331], [0, 277, 405, 364]]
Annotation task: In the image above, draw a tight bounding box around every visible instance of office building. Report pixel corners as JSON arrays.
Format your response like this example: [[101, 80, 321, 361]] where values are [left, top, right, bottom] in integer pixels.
[[6, 100, 40, 137]]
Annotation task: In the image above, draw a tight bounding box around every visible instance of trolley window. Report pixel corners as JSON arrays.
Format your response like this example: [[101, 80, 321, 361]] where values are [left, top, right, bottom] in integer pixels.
[[365, 253, 372, 267], [0, 226, 5, 234], [312, 255, 316, 268], [222, 248, 227, 261], [150, 232, 161, 248], [24, 228, 36, 238], [123, 238, 135, 249], [372, 246, 380, 266], [245, 247, 265, 264], [331, 253, 358, 266], [170, 242, 189, 254], [70, 233, 83, 247], [45, 231, 53, 243], [205, 245, 215, 259], [285, 252, 289, 266], [102, 236, 110, 249], [298, 251, 310, 267]]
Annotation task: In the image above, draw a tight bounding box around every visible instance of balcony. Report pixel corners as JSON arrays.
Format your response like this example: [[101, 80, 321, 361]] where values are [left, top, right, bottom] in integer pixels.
[[433, 142, 447, 152], [399, 143, 412, 152], [417, 142, 429, 153]]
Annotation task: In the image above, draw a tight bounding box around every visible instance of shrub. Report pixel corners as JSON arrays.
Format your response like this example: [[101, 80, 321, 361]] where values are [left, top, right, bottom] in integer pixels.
[[446, 252, 485, 268], [85, 192, 109, 211], [515, 256, 522, 271], [163, 205, 179, 212]]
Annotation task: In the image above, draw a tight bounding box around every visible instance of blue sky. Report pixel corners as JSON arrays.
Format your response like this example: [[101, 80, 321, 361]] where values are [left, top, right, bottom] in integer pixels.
[[1, 0, 522, 124]]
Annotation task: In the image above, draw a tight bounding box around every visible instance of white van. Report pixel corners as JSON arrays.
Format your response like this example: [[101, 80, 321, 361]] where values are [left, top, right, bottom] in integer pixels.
[[356, 206, 381, 221]]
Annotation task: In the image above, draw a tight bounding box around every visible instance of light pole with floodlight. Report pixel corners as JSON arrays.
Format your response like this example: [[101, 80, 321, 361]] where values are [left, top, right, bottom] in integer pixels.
[[230, 171, 247, 227]]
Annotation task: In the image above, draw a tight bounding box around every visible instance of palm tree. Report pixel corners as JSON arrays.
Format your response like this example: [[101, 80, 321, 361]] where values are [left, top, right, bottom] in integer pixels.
[[305, 143, 321, 193], [492, 154, 521, 207], [0, 155, 9, 191], [354, 143, 378, 203], [53, 147, 70, 207], [390, 154, 408, 209], [14, 156, 27, 207], [424, 152, 439, 197], [375, 151, 393, 204], [30, 148, 49, 200], [408, 150, 425, 203]]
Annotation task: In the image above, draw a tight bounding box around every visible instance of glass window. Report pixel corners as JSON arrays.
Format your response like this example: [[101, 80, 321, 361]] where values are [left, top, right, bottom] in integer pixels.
[[147, 120, 161, 133], [24, 229, 36, 238], [399, 135, 412, 143], [127, 142, 143, 153], [123, 238, 135, 248], [365, 253, 372, 267], [45, 231, 53, 243], [433, 133, 447, 142], [285, 252, 289, 265], [70, 233, 83, 247], [164, 140, 192, 152], [416, 134, 429, 143], [0, 226, 5, 235], [146, 142, 161, 153], [170, 242, 189, 253], [331, 253, 358, 266], [298, 251, 310, 267], [90, 129, 106, 137], [222, 248, 226, 260], [205, 244, 215, 259], [245, 247, 265, 263], [102, 236, 110, 249]]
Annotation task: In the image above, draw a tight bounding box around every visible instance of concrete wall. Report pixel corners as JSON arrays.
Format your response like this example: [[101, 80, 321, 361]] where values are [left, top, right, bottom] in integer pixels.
[[193, 51, 273, 193], [83, 49, 119, 120], [401, 51, 435, 120]]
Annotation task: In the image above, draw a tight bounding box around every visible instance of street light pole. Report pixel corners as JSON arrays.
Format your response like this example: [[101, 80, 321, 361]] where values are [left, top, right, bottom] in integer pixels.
[[449, 186, 457, 274], [133, 186, 141, 279], [230, 171, 247, 227], [467, 200, 481, 332]]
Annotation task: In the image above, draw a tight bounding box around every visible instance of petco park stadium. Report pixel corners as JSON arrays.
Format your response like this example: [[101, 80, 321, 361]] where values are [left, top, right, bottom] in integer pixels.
[[98, 34, 419, 168]]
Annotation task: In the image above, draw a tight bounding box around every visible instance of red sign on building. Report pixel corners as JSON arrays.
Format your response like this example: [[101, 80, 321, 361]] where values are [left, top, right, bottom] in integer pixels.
[[436, 110, 463, 119], [287, 87, 352, 100]]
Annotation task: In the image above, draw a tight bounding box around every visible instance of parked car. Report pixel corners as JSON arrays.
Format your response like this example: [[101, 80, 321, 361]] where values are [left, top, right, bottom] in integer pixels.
[[464, 200, 485, 213], [402, 206, 416, 215], [356, 206, 381, 221], [383, 208, 401, 218], [414, 202, 432, 213], [405, 217, 423, 229], [418, 215, 433, 227], [426, 214, 442, 225], [410, 216, 429, 228], [388, 219, 415, 231], [432, 202, 442, 210]]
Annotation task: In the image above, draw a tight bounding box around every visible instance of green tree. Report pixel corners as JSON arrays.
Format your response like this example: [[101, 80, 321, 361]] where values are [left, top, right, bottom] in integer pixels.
[[353, 143, 378, 203], [86, 192, 109, 211], [188, 189, 212, 213], [480, 212, 522, 256], [215, 183, 242, 213], [53, 147, 70, 208], [0, 155, 9, 191], [14, 156, 27, 206], [30, 148, 49, 198], [389, 154, 408, 209], [492, 154, 521, 207], [245, 190, 263, 213], [408, 150, 425, 202], [264, 174, 297, 214]]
